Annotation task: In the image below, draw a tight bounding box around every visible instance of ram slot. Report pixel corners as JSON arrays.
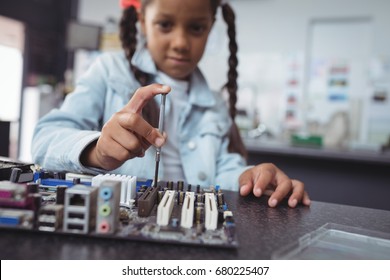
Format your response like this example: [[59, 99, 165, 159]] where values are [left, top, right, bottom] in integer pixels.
[[156, 190, 175, 226], [204, 193, 218, 230], [180, 192, 195, 229]]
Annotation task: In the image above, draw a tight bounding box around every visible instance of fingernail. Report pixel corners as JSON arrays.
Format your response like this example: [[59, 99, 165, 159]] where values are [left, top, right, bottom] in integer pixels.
[[155, 137, 164, 147], [161, 85, 170, 91], [269, 198, 278, 207], [254, 188, 262, 197], [240, 185, 247, 193], [290, 199, 298, 207]]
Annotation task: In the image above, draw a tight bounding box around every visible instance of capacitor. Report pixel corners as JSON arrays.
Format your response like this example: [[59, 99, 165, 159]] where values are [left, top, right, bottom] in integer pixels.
[[217, 190, 225, 208], [195, 202, 205, 224], [177, 191, 185, 205], [177, 181, 184, 191], [166, 181, 174, 190], [195, 193, 204, 203], [119, 208, 130, 223]]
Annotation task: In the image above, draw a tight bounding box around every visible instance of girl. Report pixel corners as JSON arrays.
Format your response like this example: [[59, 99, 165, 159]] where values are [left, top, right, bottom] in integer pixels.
[[32, 0, 310, 208]]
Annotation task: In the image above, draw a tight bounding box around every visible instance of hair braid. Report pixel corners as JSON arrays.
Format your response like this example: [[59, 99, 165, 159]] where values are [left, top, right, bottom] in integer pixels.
[[221, 3, 238, 121], [221, 2, 247, 159], [119, 6, 150, 86], [119, 7, 137, 63]]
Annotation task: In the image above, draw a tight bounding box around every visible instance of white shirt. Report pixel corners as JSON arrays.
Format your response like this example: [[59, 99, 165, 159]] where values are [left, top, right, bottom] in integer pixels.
[[156, 71, 189, 181]]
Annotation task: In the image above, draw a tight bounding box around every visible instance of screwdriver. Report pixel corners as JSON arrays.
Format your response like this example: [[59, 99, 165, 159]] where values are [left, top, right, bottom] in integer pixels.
[[153, 93, 167, 189]]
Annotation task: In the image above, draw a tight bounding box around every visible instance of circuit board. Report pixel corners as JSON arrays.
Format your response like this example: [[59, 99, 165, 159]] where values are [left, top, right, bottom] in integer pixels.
[[0, 157, 34, 183], [0, 172, 238, 249]]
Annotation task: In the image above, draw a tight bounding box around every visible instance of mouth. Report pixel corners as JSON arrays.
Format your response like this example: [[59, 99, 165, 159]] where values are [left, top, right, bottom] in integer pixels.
[[167, 56, 190, 64]]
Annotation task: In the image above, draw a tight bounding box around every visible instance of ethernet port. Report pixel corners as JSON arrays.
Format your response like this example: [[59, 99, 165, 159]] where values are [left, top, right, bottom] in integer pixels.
[[69, 194, 86, 206]]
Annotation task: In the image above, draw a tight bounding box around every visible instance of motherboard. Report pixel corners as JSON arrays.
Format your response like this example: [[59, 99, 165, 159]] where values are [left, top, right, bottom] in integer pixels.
[[0, 167, 238, 249]]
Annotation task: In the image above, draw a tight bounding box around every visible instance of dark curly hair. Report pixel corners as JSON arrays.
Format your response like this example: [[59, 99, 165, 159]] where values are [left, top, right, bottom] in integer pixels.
[[119, 0, 247, 159]]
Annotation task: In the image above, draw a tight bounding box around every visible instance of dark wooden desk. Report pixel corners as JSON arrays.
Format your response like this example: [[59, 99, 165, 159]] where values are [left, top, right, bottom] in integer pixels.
[[1, 191, 390, 260]]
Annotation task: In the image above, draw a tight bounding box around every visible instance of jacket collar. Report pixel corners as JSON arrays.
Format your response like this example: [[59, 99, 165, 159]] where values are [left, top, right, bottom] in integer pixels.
[[131, 45, 216, 108], [131, 43, 157, 74]]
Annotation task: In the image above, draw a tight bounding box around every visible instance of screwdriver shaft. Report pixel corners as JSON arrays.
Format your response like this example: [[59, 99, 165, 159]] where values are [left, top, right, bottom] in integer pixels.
[[153, 94, 166, 188]]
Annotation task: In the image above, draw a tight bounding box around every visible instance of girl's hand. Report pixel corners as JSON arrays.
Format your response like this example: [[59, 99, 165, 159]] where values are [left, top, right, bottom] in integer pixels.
[[81, 83, 171, 170], [239, 163, 311, 208]]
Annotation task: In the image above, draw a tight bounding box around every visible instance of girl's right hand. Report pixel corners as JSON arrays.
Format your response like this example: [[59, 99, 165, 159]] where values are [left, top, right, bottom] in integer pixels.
[[81, 83, 171, 170]]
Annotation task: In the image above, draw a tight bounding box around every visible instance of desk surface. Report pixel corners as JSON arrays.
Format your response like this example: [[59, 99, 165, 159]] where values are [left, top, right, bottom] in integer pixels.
[[1, 192, 390, 260]]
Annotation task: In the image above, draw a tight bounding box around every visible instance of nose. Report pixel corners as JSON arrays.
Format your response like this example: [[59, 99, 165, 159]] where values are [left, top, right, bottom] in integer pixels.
[[171, 28, 190, 53]]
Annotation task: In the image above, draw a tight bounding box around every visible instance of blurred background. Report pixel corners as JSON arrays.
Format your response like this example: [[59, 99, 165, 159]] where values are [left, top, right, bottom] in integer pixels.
[[0, 0, 389, 210]]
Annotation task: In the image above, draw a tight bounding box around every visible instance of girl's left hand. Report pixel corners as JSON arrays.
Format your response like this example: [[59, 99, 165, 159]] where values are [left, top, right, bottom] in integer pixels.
[[239, 163, 311, 208]]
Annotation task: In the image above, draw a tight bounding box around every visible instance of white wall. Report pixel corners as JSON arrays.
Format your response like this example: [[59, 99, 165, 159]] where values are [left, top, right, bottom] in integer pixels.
[[78, 0, 121, 24], [0, 16, 24, 122], [77, 0, 390, 86], [76, 0, 390, 146]]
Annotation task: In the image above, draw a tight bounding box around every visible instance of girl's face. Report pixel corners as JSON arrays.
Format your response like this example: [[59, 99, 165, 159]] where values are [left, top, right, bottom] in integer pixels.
[[139, 0, 214, 80]]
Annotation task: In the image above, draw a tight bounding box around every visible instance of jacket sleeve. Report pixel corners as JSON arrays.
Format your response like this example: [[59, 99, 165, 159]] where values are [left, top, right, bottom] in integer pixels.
[[213, 98, 252, 191], [214, 134, 252, 191], [31, 56, 109, 174]]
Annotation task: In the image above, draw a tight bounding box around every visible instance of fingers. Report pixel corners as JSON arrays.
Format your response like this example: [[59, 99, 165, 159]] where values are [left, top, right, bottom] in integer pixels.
[[239, 170, 254, 196], [90, 84, 170, 171], [113, 128, 146, 157], [286, 180, 311, 207], [95, 135, 133, 169], [239, 182, 253, 197], [239, 163, 310, 209], [286, 179, 305, 208], [102, 115, 146, 155], [125, 83, 171, 114], [269, 179, 310, 208], [118, 83, 170, 148], [302, 190, 311, 206], [252, 167, 275, 197], [117, 111, 166, 148], [268, 178, 292, 207], [239, 164, 277, 197]]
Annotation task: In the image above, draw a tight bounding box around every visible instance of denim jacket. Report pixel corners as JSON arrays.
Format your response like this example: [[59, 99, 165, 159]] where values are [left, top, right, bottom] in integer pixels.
[[32, 47, 249, 191]]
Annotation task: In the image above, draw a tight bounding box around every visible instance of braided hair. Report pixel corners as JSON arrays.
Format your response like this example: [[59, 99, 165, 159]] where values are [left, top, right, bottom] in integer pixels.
[[119, 0, 247, 159], [220, 2, 247, 158]]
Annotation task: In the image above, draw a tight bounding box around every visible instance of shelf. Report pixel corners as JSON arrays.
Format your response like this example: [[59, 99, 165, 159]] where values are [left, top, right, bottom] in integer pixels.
[[244, 138, 390, 165]]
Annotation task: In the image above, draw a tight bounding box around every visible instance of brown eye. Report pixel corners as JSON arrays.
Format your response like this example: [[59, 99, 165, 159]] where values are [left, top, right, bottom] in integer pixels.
[[189, 24, 206, 36], [157, 21, 173, 32]]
